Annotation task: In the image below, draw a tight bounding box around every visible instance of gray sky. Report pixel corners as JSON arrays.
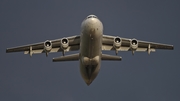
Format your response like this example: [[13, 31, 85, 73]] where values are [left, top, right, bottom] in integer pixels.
[[1, 0, 180, 101]]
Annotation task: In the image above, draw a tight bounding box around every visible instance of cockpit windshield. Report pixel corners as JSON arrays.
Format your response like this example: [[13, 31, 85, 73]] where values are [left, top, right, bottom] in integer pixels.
[[86, 15, 98, 19]]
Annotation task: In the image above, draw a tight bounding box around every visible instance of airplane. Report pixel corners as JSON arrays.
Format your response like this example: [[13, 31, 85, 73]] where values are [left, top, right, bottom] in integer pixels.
[[6, 14, 174, 85]]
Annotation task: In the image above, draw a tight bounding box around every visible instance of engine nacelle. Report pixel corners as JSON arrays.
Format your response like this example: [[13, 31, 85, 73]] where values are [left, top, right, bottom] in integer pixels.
[[130, 39, 138, 50], [44, 40, 52, 52], [113, 37, 122, 49], [60, 38, 69, 49]]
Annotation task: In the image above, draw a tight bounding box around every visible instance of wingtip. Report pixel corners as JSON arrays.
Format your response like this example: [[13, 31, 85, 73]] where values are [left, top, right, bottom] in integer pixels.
[[52, 58, 56, 62], [120, 57, 122, 61], [6, 48, 13, 53], [6, 48, 9, 53]]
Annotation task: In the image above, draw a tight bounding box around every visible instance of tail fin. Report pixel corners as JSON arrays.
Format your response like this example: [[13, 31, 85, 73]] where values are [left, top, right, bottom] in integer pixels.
[[101, 54, 122, 61], [53, 53, 79, 62]]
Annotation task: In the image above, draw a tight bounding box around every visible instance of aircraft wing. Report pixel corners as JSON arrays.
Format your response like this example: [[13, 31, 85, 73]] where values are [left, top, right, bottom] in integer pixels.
[[102, 35, 173, 54], [6, 35, 80, 56]]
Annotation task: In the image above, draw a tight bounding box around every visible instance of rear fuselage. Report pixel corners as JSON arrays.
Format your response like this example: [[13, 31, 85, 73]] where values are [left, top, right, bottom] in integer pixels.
[[80, 15, 103, 85]]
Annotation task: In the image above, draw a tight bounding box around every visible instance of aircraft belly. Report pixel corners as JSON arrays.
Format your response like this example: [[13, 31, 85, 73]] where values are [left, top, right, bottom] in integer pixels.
[[81, 30, 102, 58], [80, 27, 102, 85]]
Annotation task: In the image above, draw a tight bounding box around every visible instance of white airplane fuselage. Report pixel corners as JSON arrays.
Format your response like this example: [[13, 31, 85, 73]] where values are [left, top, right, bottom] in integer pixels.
[[80, 16, 103, 85]]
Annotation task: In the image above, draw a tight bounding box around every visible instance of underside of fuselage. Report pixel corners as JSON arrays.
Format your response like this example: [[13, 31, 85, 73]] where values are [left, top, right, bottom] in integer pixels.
[[79, 15, 103, 85]]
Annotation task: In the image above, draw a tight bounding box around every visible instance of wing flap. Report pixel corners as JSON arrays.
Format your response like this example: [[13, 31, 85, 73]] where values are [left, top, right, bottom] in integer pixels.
[[102, 44, 155, 52], [24, 48, 60, 54], [24, 45, 80, 55]]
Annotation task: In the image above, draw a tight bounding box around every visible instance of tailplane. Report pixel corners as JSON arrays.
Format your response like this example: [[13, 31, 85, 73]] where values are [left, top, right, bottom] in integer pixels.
[[53, 53, 79, 62], [53, 53, 121, 62], [101, 54, 122, 61]]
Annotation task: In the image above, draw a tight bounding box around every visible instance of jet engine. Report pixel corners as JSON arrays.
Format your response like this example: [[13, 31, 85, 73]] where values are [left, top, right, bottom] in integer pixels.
[[113, 37, 122, 49], [130, 39, 138, 50], [113, 37, 122, 55], [60, 38, 69, 50], [44, 40, 52, 52]]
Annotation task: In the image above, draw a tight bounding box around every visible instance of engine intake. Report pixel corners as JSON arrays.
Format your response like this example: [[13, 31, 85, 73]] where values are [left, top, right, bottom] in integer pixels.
[[44, 40, 52, 52], [113, 37, 122, 49], [130, 39, 138, 50], [61, 38, 69, 49]]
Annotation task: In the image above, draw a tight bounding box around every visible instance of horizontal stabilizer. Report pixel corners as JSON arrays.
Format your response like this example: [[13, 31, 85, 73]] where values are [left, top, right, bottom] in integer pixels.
[[53, 53, 79, 62], [101, 54, 122, 61]]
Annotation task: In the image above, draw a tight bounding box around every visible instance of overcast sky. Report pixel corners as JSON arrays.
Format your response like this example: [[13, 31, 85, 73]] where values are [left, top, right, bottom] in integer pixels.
[[1, 0, 180, 101]]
